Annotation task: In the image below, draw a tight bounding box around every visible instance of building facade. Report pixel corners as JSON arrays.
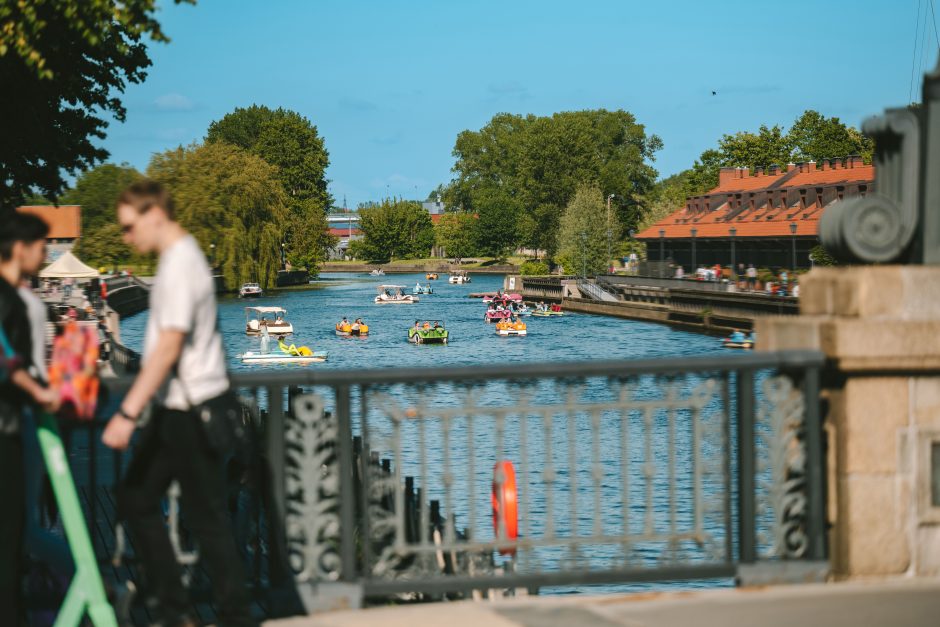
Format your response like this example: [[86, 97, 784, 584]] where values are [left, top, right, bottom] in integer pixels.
[[635, 157, 874, 272], [16, 205, 82, 262]]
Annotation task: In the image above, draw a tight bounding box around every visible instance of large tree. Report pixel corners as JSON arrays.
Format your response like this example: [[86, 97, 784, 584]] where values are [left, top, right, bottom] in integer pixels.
[[556, 184, 609, 276], [434, 213, 478, 260], [0, 0, 190, 210], [447, 109, 661, 258], [147, 142, 289, 289], [64, 163, 142, 265], [206, 105, 333, 269], [356, 199, 435, 263]]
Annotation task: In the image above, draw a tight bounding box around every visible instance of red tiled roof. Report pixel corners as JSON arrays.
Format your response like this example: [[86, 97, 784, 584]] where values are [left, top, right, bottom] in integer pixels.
[[328, 227, 362, 237], [636, 163, 874, 240], [16, 205, 81, 239]]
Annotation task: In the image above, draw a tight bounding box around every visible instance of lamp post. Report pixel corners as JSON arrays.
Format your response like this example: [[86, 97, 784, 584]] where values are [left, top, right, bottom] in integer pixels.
[[690, 227, 697, 270], [606, 193, 615, 272], [281, 242, 286, 270], [789, 222, 797, 270], [729, 226, 736, 273], [209, 243, 215, 267], [659, 229, 665, 277]]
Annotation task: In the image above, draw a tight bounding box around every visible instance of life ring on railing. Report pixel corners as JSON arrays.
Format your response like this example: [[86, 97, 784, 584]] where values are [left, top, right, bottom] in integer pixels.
[[491, 460, 518, 555]]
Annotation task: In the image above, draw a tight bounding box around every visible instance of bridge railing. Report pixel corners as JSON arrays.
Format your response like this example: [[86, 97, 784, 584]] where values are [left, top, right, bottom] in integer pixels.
[[83, 349, 827, 615]]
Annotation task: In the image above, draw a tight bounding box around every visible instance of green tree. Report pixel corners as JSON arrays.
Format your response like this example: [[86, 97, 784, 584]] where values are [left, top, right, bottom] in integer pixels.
[[434, 213, 477, 260], [556, 184, 609, 276], [357, 199, 435, 263], [62, 163, 142, 232], [788, 110, 875, 164], [75, 223, 134, 268], [147, 142, 289, 289], [0, 0, 191, 209], [207, 105, 332, 267]]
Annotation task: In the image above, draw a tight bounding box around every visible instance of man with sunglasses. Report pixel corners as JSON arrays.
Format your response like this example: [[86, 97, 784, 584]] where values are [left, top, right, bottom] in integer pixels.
[[101, 180, 255, 627], [0, 211, 61, 623]]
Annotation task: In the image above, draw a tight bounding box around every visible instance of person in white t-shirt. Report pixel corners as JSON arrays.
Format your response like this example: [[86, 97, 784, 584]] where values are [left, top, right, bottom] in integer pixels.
[[101, 180, 254, 627]]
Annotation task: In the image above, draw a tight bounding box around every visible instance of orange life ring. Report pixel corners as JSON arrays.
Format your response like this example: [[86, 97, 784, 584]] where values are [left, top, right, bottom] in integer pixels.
[[491, 460, 518, 555]]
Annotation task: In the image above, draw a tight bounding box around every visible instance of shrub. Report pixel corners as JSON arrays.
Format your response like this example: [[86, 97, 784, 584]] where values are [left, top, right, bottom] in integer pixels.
[[520, 260, 550, 276]]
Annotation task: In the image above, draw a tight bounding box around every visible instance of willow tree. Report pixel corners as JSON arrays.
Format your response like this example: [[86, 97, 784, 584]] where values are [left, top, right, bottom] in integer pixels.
[[148, 142, 288, 289], [556, 184, 609, 277]]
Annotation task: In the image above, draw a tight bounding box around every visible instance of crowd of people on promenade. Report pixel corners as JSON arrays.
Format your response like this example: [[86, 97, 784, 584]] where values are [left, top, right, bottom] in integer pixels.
[[0, 181, 257, 625], [673, 262, 800, 297]]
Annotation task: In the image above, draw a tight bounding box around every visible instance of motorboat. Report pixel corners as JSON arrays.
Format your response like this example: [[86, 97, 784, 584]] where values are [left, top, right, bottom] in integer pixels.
[[369, 268, 386, 276], [495, 318, 527, 336], [336, 319, 370, 337], [239, 282, 263, 298], [245, 306, 293, 336], [448, 270, 471, 284], [484, 309, 513, 323], [374, 285, 418, 304], [413, 283, 434, 295], [482, 293, 522, 303], [408, 321, 449, 344], [531, 310, 564, 317], [723, 331, 754, 350], [426, 272, 439, 280]]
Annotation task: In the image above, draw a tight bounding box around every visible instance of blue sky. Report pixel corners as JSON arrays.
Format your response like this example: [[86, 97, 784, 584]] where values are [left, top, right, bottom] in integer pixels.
[[102, 0, 930, 208]]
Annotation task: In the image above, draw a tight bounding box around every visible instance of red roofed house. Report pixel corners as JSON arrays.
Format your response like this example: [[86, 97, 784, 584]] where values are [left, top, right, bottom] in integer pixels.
[[634, 157, 874, 272], [16, 205, 82, 263]]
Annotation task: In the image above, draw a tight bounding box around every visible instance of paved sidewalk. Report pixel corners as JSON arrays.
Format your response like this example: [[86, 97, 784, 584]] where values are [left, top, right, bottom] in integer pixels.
[[267, 578, 940, 627]]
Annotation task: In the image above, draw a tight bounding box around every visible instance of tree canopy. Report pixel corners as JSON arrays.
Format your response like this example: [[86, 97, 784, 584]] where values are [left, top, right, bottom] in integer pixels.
[[64, 163, 142, 266], [445, 109, 661, 258], [147, 142, 289, 289], [434, 212, 478, 260], [556, 184, 610, 277], [355, 199, 435, 263], [674, 109, 875, 199], [0, 0, 190, 210]]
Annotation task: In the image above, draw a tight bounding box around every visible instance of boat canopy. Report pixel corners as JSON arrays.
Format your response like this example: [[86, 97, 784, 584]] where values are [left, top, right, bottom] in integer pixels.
[[245, 306, 287, 314], [376, 284, 406, 290]]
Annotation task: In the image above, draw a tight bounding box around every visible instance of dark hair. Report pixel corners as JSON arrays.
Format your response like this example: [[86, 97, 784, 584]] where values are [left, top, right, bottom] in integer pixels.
[[116, 179, 175, 220], [0, 211, 50, 261]]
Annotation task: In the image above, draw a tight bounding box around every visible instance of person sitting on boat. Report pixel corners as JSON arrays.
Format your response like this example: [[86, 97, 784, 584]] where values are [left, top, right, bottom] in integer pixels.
[[415, 282, 422, 292], [339, 316, 349, 328], [433, 321, 441, 329], [423, 321, 431, 330], [278, 338, 313, 356], [351, 319, 360, 331], [537, 301, 547, 312], [550, 303, 562, 312], [729, 330, 747, 344], [414, 320, 421, 332]]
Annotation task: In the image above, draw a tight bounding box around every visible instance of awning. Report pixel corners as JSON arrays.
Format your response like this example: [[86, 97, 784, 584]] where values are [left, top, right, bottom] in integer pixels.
[[39, 250, 100, 279]]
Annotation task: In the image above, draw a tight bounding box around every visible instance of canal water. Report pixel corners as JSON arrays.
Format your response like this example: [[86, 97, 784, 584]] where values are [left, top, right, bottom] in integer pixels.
[[120, 273, 740, 595], [119, 272, 724, 367]]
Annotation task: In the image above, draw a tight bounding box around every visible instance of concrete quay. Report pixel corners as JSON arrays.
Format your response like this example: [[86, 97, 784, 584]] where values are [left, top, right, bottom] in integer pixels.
[[267, 578, 940, 627]]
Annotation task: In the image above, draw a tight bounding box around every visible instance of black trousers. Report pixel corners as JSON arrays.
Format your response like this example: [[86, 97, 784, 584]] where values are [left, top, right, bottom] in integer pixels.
[[119, 408, 255, 627], [0, 433, 24, 625]]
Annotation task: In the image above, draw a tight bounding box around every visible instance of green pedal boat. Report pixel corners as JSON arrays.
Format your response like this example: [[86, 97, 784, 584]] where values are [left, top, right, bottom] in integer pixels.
[[408, 321, 449, 344]]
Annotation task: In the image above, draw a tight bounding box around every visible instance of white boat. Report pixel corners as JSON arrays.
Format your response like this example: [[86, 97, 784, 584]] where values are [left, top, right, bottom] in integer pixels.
[[240, 351, 328, 364], [369, 268, 386, 276], [245, 306, 294, 336], [239, 282, 263, 298], [374, 284, 419, 304], [448, 270, 471, 284]]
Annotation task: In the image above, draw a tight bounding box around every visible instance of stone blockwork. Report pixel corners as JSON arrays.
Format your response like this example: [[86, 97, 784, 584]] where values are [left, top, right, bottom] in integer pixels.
[[757, 266, 940, 578]]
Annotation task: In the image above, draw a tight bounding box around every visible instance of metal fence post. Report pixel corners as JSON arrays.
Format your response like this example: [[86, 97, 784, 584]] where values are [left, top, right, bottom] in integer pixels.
[[802, 366, 827, 561], [265, 386, 291, 586], [335, 384, 357, 581], [735, 369, 757, 564]]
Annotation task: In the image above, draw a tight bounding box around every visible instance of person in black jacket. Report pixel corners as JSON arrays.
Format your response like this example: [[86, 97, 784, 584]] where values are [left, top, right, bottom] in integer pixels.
[[0, 211, 60, 624]]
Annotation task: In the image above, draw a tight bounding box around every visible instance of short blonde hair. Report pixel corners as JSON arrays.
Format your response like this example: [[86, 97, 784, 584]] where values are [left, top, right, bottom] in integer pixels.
[[117, 179, 175, 220]]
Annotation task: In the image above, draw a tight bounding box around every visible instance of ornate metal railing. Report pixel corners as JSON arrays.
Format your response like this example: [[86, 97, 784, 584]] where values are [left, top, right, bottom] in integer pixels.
[[80, 350, 826, 617]]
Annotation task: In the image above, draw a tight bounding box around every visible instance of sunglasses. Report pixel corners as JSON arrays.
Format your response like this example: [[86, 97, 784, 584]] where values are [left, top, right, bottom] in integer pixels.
[[120, 222, 135, 234]]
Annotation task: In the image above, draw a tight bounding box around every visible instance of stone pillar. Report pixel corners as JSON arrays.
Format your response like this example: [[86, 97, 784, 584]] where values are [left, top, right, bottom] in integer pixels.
[[756, 266, 940, 578]]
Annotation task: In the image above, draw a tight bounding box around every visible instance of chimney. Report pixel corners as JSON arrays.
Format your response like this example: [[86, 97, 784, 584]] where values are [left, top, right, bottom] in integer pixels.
[[754, 167, 764, 177], [847, 154, 864, 168], [787, 162, 797, 172], [821, 159, 830, 171], [768, 164, 781, 176], [739, 167, 750, 179], [719, 167, 736, 186], [832, 158, 842, 170], [807, 160, 816, 172]]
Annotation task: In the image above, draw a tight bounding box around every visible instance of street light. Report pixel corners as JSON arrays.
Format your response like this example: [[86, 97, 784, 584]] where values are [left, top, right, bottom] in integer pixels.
[[281, 242, 286, 269], [659, 229, 666, 276], [209, 243, 215, 266], [690, 227, 697, 270], [729, 226, 737, 274], [789, 222, 798, 270], [606, 194, 615, 273]]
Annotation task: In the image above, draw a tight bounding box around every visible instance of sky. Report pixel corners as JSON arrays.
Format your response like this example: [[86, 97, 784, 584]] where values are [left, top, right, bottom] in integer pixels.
[[101, 0, 932, 209]]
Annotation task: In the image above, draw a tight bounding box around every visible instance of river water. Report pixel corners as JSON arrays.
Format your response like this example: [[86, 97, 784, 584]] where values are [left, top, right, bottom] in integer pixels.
[[120, 272, 724, 367], [121, 273, 741, 594]]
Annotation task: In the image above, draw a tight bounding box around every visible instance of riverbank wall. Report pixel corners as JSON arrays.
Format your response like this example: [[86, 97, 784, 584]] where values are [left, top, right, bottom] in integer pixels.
[[510, 275, 798, 334], [323, 262, 520, 274]]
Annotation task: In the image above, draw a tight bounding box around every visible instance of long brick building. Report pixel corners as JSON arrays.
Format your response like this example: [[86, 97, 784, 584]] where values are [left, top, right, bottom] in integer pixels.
[[635, 157, 874, 271]]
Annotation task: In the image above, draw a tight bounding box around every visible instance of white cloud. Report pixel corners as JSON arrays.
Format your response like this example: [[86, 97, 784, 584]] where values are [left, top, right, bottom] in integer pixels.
[[154, 93, 195, 111]]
